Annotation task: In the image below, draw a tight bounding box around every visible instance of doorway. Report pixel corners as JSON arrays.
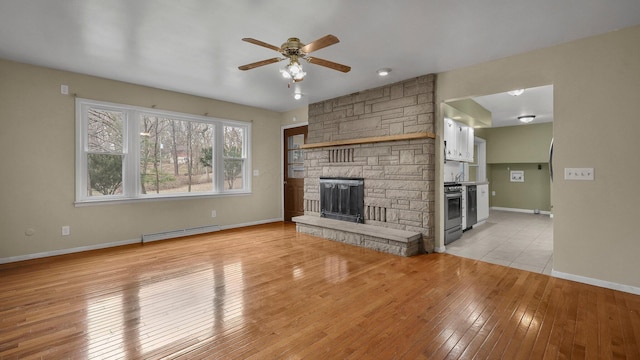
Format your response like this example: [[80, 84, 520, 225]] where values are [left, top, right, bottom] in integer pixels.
[[443, 85, 554, 273], [283, 126, 307, 221]]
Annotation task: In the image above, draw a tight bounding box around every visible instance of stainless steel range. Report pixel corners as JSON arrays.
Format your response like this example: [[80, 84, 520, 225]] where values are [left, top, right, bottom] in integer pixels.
[[444, 183, 463, 244]]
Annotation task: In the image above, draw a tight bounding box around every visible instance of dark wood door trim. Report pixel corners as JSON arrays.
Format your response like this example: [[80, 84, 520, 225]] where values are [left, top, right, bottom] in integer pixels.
[[283, 125, 307, 221]]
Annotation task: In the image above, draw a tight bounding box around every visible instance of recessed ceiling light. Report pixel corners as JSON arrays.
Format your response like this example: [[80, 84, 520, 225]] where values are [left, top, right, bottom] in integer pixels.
[[293, 93, 303, 100], [377, 68, 391, 76], [508, 89, 525, 96], [518, 115, 536, 123]]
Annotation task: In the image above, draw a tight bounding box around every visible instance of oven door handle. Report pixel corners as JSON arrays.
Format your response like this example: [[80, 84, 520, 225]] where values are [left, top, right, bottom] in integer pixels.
[[445, 192, 462, 199]]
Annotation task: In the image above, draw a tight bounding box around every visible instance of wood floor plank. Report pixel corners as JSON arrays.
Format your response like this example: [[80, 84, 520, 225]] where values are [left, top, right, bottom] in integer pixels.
[[1, 222, 640, 359]]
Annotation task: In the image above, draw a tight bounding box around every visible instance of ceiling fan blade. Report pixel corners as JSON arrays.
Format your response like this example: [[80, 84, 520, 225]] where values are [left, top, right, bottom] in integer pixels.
[[306, 57, 351, 73], [300, 34, 339, 54], [238, 57, 282, 71], [241, 38, 282, 52]]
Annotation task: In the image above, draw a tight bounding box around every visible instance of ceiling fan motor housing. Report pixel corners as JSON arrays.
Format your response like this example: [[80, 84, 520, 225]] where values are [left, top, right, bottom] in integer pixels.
[[281, 38, 305, 57]]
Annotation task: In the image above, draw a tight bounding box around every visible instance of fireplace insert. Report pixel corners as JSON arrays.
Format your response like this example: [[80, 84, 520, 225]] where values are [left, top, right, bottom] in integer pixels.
[[319, 177, 364, 223]]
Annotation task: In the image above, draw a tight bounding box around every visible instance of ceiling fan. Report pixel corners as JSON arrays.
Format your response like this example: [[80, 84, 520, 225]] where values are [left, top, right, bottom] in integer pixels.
[[238, 34, 351, 82]]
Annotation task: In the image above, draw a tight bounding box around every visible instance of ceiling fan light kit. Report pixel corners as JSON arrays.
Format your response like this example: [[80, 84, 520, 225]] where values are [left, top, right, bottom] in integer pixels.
[[238, 35, 351, 84], [280, 56, 306, 81]]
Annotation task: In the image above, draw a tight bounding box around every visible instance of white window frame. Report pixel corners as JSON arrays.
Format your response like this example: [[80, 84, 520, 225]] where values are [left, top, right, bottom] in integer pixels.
[[75, 98, 251, 205]]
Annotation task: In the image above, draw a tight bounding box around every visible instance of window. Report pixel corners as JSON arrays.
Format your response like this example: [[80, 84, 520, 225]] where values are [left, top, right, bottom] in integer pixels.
[[76, 98, 251, 204]]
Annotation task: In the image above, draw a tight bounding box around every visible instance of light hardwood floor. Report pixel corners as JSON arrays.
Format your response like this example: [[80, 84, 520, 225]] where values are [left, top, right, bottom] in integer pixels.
[[1, 222, 639, 359]]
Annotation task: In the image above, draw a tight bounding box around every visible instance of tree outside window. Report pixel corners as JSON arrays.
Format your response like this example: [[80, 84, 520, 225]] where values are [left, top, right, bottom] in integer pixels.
[[223, 126, 244, 190], [86, 108, 124, 196], [76, 98, 250, 203]]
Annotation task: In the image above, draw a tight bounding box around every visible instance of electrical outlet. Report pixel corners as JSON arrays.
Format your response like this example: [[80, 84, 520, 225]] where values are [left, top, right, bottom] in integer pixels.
[[62, 226, 70, 236], [564, 167, 594, 181], [211, 210, 217, 218]]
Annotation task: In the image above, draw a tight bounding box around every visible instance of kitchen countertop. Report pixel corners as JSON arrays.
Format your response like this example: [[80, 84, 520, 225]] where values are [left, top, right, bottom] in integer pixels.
[[460, 181, 489, 185]]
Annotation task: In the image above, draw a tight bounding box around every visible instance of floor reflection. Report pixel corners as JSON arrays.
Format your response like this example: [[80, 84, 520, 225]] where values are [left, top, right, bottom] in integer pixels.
[[86, 294, 126, 359], [324, 256, 349, 284], [84, 261, 245, 358]]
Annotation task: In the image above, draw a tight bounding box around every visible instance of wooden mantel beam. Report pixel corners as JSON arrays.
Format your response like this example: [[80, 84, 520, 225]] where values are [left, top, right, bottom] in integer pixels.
[[300, 132, 436, 149]]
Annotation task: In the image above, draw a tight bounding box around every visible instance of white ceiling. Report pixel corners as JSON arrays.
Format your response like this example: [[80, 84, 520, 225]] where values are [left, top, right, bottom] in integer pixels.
[[1, 1, 639, 113], [473, 85, 554, 128]]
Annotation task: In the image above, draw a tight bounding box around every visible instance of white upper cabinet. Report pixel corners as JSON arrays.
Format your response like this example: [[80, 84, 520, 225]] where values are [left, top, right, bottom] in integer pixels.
[[465, 126, 474, 162], [444, 118, 474, 162], [444, 118, 458, 160]]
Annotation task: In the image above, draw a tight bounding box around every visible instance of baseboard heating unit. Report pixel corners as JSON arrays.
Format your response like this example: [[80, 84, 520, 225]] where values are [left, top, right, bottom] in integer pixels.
[[142, 225, 220, 243]]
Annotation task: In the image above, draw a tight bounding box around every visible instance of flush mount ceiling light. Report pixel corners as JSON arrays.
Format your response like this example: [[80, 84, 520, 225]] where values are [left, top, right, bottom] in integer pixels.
[[293, 93, 303, 100], [377, 68, 391, 76], [518, 115, 536, 123], [508, 89, 525, 96]]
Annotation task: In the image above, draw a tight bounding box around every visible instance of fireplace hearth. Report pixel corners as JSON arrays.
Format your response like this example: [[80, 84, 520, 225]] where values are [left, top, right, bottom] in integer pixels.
[[319, 177, 364, 223]]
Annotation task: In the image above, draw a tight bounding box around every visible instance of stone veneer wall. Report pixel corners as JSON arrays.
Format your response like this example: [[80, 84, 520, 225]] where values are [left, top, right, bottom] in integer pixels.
[[303, 74, 436, 252]]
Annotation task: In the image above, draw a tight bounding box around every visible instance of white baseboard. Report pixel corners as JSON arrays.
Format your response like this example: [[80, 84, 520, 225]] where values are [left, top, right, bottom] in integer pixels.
[[0, 218, 284, 265], [219, 218, 282, 230], [434, 246, 446, 253], [490, 207, 552, 216], [142, 224, 221, 243], [551, 269, 640, 296], [0, 238, 141, 265]]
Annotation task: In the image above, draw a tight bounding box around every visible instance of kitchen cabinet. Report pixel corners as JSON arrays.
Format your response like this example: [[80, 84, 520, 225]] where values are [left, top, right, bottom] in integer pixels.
[[456, 125, 474, 162], [461, 185, 467, 229], [465, 127, 474, 162], [444, 118, 458, 160], [477, 183, 489, 221], [444, 118, 474, 162]]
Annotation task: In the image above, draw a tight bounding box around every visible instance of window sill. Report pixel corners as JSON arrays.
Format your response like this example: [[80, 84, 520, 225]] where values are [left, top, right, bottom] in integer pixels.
[[74, 191, 252, 207]]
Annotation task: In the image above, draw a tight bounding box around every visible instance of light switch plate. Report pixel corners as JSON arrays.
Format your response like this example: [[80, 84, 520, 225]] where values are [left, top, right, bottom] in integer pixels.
[[564, 167, 594, 180]]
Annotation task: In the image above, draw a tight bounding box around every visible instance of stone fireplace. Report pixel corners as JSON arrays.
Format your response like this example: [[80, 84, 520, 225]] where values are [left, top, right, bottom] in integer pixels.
[[293, 74, 436, 256]]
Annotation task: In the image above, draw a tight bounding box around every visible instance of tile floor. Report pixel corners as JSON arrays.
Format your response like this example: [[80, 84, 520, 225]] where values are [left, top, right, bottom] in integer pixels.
[[446, 210, 554, 274]]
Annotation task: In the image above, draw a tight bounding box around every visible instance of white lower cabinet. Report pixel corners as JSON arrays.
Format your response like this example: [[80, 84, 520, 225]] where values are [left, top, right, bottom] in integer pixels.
[[461, 185, 467, 230], [477, 184, 489, 221]]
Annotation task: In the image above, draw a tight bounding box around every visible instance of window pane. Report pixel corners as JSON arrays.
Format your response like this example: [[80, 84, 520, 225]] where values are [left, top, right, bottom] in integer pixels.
[[88, 108, 124, 153], [224, 126, 244, 158], [139, 116, 214, 194], [288, 165, 304, 179], [223, 159, 244, 190], [289, 149, 304, 163], [288, 133, 304, 149], [87, 153, 123, 196], [223, 125, 245, 190]]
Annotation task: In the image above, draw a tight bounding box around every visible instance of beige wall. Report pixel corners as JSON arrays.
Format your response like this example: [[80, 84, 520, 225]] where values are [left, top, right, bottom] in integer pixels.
[[281, 106, 309, 127], [476, 122, 553, 164], [436, 25, 640, 289], [0, 59, 283, 260]]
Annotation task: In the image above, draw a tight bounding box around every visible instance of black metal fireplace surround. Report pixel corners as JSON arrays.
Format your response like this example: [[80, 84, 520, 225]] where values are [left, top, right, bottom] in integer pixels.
[[319, 177, 364, 223]]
